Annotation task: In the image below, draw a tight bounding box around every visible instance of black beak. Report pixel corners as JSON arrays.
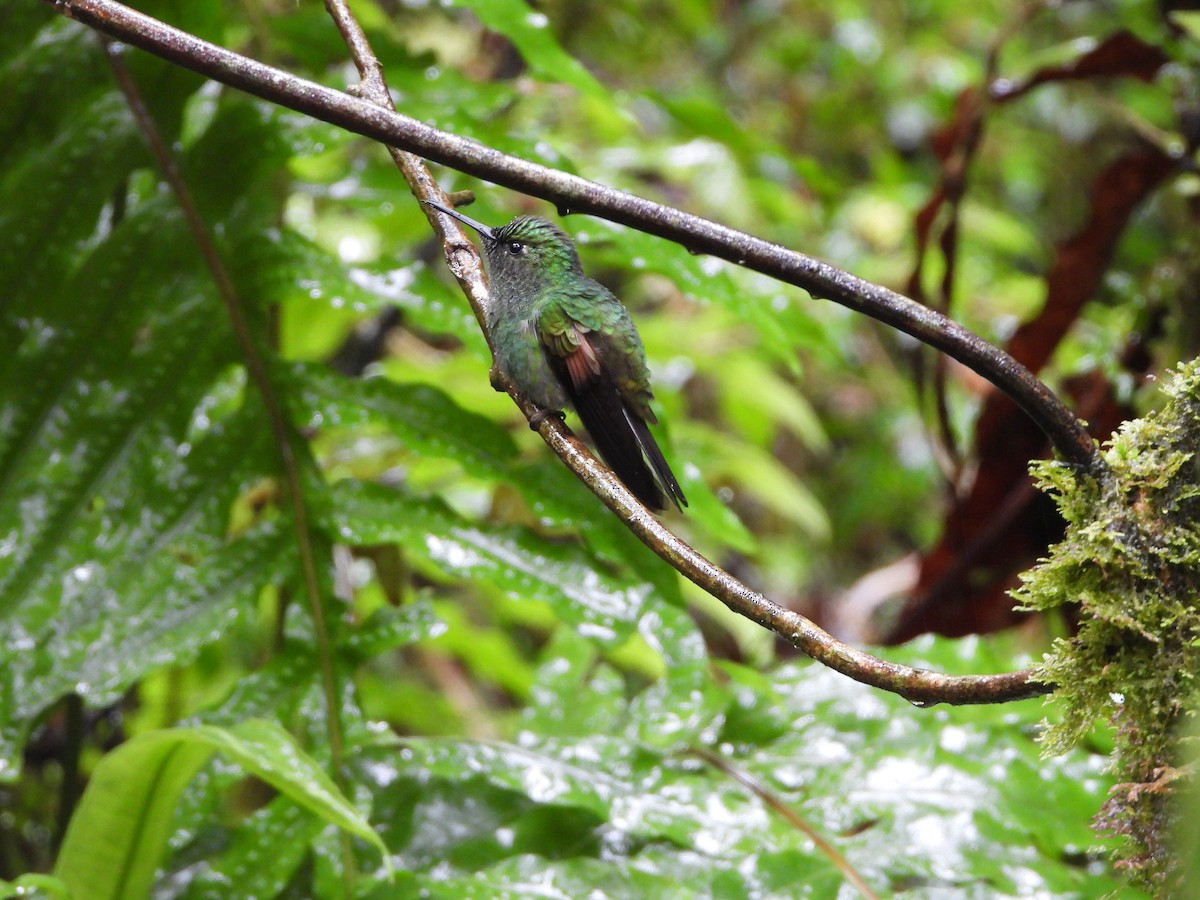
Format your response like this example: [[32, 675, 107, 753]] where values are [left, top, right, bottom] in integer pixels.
[[422, 199, 496, 241]]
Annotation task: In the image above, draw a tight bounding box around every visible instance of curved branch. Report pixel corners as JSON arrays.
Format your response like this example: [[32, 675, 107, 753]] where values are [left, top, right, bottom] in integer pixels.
[[313, 0, 1049, 706], [43, 0, 1096, 470], [529, 405, 1050, 705], [47, 0, 1054, 705]]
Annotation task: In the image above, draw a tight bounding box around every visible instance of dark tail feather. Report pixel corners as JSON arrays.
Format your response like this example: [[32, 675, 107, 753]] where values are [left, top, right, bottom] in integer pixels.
[[565, 377, 686, 512], [547, 351, 686, 512], [624, 407, 687, 511], [570, 382, 665, 509]]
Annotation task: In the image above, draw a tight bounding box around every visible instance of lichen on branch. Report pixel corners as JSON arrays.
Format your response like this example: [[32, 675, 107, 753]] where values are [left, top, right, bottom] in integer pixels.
[[1015, 357, 1200, 891]]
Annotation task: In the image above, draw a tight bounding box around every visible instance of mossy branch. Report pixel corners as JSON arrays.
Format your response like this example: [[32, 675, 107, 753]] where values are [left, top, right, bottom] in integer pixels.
[[1015, 359, 1200, 890]]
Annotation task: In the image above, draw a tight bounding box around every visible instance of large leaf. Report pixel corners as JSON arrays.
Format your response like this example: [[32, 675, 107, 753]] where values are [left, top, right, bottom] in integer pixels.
[[337, 636, 1138, 898], [0, 31, 298, 775], [54, 720, 388, 900], [321, 478, 654, 644], [152, 599, 444, 895], [283, 360, 518, 477]]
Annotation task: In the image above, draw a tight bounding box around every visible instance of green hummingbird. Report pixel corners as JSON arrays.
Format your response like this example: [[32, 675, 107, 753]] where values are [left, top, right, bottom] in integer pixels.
[[424, 199, 687, 512]]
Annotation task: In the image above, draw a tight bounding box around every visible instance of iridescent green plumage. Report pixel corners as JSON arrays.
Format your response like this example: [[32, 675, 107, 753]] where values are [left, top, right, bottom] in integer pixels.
[[425, 202, 686, 512]]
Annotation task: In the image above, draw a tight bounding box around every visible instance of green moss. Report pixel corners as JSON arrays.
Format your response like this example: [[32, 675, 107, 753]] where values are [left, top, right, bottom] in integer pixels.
[[1013, 358, 1200, 891]]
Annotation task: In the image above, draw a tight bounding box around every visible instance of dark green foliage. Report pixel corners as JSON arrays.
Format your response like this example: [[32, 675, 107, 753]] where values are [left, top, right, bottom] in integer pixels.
[[0, 36, 287, 776], [2, 0, 1188, 896], [1017, 360, 1200, 889]]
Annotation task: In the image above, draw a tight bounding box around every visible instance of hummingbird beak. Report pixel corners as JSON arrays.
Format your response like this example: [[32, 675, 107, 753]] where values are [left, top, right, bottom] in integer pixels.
[[422, 199, 496, 242]]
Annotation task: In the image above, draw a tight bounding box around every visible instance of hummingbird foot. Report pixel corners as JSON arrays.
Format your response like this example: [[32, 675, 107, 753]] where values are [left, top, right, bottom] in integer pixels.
[[489, 365, 507, 392], [527, 408, 566, 431]]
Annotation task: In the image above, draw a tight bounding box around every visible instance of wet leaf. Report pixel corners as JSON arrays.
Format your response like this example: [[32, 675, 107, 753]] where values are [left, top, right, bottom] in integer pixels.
[[55, 720, 387, 900], [171, 797, 326, 900], [325, 635, 1140, 898], [321, 479, 653, 644], [0, 874, 70, 900], [0, 158, 290, 778], [450, 0, 610, 101], [283, 361, 518, 476]]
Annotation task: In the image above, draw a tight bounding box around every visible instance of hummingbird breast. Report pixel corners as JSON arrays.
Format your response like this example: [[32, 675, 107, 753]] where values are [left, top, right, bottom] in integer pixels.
[[489, 300, 568, 411]]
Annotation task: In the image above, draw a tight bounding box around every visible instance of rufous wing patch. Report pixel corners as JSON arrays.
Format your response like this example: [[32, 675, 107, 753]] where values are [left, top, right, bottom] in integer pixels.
[[563, 325, 601, 390]]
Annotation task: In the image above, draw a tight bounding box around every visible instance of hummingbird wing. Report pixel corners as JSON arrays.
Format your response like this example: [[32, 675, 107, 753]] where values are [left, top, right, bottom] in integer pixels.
[[538, 299, 687, 512]]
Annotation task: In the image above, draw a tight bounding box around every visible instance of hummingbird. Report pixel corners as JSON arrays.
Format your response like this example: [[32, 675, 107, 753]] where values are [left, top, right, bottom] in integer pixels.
[[424, 199, 687, 512]]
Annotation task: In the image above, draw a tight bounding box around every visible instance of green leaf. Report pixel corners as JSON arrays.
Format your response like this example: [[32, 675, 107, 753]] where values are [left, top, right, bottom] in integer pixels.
[[0, 19, 322, 779], [284, 361, 685, 612], [56, 735, 214, 900], [55, 720, 388, 899], [503, 458, 687, 606], [344, 599, 447, 661], [170, 796, 327, 900], [247, 230, 489, 361], [321, 479, 652, 644], [0, 874, 71, 900], [202, 719, 386, 853], [630, 659, 728, 752], [412, 854, 726, 899], [448, 0, 610, 101], [1174, 702, 1200, 892], [353, 635, 1137, 897], [0, 199, 290, 778], [519, 629, 627, 738], [0, 31, 365, 781], [283, 361, 518, 476], [158, 642, 372, 893], [424, 599, 537, 697]]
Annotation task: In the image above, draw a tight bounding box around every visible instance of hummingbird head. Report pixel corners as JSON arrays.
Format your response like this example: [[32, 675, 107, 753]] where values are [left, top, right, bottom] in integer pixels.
[[424, 201, 584, 291]]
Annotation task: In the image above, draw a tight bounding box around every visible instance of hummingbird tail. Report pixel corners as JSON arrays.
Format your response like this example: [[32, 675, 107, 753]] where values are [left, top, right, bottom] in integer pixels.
[[623, 407, 688, 512], [566, 379, 686, 512]]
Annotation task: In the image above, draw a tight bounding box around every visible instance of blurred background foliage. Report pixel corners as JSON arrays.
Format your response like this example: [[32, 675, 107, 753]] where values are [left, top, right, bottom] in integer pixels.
[[2, 0, 1197, 895]]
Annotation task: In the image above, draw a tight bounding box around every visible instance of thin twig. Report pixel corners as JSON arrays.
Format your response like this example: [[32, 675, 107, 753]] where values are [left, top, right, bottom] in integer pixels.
[[322, 0, 506, 743], [43, 0, 1097, 471], [100, 36, 348, 784], [689, 746, 880, 900], [57, 1, 1055, 706], [316, 0, 492, 338]]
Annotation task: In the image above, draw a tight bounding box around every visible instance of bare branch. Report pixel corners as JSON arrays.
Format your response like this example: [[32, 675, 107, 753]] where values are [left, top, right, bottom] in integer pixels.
[[531, 416, 1050, 705], [43, 0, 1097, 470], [48, 0, 1055, 705]]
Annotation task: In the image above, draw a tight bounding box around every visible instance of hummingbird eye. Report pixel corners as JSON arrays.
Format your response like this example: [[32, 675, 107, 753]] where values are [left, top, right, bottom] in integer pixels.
[[506, 241, 524, 255]]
